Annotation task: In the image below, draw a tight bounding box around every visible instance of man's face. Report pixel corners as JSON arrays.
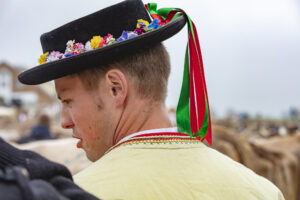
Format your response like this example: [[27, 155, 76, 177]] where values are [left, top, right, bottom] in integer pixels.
[[55, 75, 119, 161]]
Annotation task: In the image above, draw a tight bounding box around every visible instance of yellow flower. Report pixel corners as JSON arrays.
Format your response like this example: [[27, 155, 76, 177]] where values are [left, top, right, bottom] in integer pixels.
[[38, 52, 49, 65], [136, 19, 149, 28], [90, 36, 103, 49]]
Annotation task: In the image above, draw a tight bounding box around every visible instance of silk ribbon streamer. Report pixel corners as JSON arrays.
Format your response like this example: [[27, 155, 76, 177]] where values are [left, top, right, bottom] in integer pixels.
[[146, 3, 212, 145]]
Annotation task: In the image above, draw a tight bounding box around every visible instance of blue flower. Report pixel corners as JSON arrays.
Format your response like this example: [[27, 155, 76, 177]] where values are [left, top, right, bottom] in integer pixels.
[[147, 19, 161, 31], [64, 53, 75, 57], [117, 31, 138, 42]]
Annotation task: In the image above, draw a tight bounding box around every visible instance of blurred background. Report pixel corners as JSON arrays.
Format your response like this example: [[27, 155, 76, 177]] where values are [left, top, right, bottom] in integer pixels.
[[0, 0, 300, 199]]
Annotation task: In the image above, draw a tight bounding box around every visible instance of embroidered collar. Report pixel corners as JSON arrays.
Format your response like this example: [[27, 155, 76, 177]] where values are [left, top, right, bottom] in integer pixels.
[[106, 128, 202, 154], [117, 127, 178, 145]]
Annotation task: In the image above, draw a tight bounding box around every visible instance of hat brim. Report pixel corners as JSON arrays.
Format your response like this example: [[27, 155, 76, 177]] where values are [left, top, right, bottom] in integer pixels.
[[18, 16, 186, 85]]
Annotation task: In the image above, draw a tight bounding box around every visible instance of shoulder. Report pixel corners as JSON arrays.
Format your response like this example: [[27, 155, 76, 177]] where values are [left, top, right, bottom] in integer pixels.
[[74, 147, 153, 199], [199, 146, 285, 199], [74, 144, 285, 200]]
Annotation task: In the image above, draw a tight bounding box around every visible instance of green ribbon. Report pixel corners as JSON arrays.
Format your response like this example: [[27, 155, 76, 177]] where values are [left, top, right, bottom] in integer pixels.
[[146, 3, 212, 145]]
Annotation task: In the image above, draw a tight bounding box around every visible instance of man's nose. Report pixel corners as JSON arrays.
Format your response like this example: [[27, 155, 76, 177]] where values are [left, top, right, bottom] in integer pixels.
[[60, 110, 74, 129]]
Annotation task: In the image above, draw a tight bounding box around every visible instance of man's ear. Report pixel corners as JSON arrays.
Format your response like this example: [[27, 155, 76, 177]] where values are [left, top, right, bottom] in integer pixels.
[[104, 69, 128, 107]]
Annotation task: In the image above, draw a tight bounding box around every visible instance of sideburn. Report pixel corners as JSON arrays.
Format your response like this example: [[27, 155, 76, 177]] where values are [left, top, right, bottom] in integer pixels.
[[95, 97, 104, 110]]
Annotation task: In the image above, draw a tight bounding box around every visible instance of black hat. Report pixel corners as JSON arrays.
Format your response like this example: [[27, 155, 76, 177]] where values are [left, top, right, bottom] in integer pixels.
[[18, 0, 186, 85]]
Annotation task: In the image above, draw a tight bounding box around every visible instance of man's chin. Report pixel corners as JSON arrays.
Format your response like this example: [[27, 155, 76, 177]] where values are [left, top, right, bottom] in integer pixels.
[[86, 153, 101, 162], [84, 150, 105, 162]]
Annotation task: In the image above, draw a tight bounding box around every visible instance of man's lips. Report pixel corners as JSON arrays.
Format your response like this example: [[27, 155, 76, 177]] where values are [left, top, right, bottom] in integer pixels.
[[72, 135, 83, 148]]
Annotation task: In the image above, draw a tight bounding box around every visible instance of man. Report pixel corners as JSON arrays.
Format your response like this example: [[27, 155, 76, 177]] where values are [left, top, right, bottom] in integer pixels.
[[18, 0, 285, 199], [18, 115, 53, 144]]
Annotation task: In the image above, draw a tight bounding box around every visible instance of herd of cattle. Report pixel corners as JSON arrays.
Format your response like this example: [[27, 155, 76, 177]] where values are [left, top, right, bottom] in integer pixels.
[[12, 125, 300, 200]]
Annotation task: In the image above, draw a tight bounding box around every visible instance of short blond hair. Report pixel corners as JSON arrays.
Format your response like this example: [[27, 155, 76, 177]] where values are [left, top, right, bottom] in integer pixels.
[[77, 43, 170, 102]]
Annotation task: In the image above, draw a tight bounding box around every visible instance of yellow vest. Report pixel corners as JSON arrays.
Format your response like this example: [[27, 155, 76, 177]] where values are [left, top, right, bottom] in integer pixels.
[[74, 132, 284, 200]]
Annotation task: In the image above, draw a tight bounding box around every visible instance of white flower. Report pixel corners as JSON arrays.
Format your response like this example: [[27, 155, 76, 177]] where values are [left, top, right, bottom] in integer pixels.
[[65, 40, 75, 54], [85, 41, 93, 51], [46, 55, 60, 63], [66, 40, 75, 48]]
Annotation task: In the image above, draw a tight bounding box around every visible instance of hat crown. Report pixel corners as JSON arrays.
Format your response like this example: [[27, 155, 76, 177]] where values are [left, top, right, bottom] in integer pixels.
[[40, 0, 151, 53]]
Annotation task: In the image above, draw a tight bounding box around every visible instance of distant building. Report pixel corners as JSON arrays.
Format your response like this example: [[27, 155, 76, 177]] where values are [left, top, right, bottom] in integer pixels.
[[0, 62, 56, 107]]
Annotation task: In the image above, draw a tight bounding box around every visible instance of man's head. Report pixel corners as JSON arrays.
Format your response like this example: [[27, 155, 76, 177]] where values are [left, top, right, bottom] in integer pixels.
[[55, 43, 171, 161], [38, 115, 50, 129], [18, 0, 189, 160]]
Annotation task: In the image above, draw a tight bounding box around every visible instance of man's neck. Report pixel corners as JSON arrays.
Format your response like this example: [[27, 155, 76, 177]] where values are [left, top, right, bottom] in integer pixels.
[[113, 98, 172, 145]]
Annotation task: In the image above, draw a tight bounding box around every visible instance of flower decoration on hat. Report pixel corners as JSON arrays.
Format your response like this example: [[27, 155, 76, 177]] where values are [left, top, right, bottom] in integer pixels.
[[117, 31, 138, 42], [104, 34, 117, 45], [65, 40, 75, 54], [135, 25, 147, 35], [73, 43, 85, 54], [85, 41, 93, 51], [47, 51, 63, 62], [64, 53, 75, 58], [37, 17, 167, 64], [38, 52, 49, 65], [37, 19, 160, 64], [147, 19, 161, 30], [136, 19, 149, 28], [90, 36, 104, 49]]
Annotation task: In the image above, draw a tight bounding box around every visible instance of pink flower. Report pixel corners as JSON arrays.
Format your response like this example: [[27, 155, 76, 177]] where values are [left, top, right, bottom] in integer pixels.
[[74, 43, 84, 50], [104, 34, 116, 45], [51, 51, 63, 58], [46, 51, 63, 62], [73, 43, 85, 54]]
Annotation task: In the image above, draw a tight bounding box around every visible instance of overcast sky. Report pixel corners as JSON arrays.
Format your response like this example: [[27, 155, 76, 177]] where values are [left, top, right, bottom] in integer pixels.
[[0, 0, 299, 118]]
